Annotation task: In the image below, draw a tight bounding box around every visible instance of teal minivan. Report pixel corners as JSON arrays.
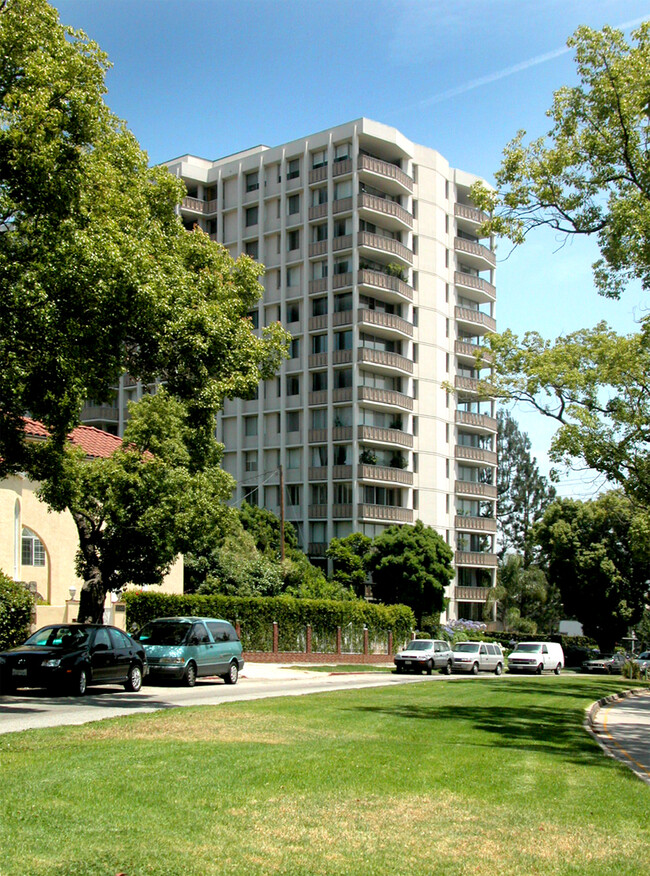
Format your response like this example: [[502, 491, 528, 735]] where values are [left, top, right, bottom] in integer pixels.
[[135, 617, 244, 686]]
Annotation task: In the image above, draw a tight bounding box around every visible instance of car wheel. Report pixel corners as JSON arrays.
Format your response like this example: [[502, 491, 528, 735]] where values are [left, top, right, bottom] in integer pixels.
[[183, 662, 197, 687], [494, 662, 503, 676], [72, 667, 88, 697], [471, 662, 479, 675], [223, 662, 239, 685], [444, 661, 452, 675], [536, 663, 543, 675], [426, 660, 433, 675], [395, 665, 403, 674], [124, 663, 143, 692], [554, 663, 562, 675]]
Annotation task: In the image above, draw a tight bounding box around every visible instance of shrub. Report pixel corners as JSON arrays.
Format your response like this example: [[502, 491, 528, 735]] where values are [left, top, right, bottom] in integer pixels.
[[621, 660, 642, 680], [0, 571, 34, 650]]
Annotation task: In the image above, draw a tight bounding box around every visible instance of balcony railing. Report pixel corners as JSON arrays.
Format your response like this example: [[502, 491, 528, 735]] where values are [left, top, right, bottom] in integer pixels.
[[358, 504, 414, 523], [309, 314, 328, 332], [333, 234, 353, 252], [455, 445, 497, 465], [455, 410, 497, 432], [332, 387, 353, 403], [333, 504, 353, 518], [358, 347, 413, 374], [454, 237, 496, 268], [308, 543, 328, 556], [455, 340, 492, 365], [358, 308, 413, 337], [333, 197, 353, 215], [333, 465, 353, 479], [308, 390, 328, 406], [333, 272, 353, 289], [358, 464, 413, 485], [454, 203, 489, 226], [358, 231, 412, 265], [358, 425, 413, 448], [308, 352, 328, 369], [309, 240, 328, 258], [308, 278, 328, 295], [455, 481, 498, 499], [332, 158, 352, 177], [358, 193, 413, 228], [455, 375, 482, 393], [309, 203, 328, 220], [309, 166, 328, 184], [308, 466, 328, 481], [81, 405, 119, 421], [454, 586, 493, 601], [358, 268, 412, 301], [309, 504, 328, 519], [332, 310, 353, 327], [357, 385, 413, 411], [358, 154, 413, 192], [454, 515, 497, 533], [455, 271, 496, 301], [455, 551, 498, 567], [455, 306, 496, 332]]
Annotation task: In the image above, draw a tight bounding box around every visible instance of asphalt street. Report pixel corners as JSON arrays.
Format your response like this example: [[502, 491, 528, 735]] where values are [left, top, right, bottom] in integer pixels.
[[592, 690, 650, 785]]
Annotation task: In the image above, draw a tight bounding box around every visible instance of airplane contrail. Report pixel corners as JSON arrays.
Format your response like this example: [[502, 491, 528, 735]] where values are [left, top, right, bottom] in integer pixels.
[[416, 14, 649, 108]]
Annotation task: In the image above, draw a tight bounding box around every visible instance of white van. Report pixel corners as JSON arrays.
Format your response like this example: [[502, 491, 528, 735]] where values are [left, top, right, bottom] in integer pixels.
[[507, 641, 564, 675]]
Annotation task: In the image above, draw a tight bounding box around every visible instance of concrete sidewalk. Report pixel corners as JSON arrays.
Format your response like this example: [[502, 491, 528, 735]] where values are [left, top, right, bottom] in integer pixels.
[[590, 689, 650, 785], [240, 662, 393, 681]]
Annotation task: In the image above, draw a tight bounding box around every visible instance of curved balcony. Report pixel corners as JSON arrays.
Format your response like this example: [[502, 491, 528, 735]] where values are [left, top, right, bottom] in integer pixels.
[[454, 586, 493, 602], [454, 203, 489, 231], [358, 308, 413, 338], [358, 193, 413, 231], [454, 237, 496, 270], [455, 445, 497, 466], [358, 269, 413, 303], [358, 464, 413, 486], [357, 385, 413, 412], [455, 410, 497, 433], [358, 425, 413, 448], [455, 550, 498, 568], [455, 306, 496, 333], [455, 515, 497, 534], [358, 504, 413, 523], [455, 375, 483, 394], [358, 347, 413, 374], [358, 154, 413, 194], [358, 231, 412, 266], [455, 481, 497, 500], [455, 271, 496, 304], [455, 340, 492, 366]]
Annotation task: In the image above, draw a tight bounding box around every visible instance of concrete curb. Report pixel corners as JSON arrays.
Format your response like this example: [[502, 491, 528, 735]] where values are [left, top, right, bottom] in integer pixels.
[[584, 687, 650, 784]]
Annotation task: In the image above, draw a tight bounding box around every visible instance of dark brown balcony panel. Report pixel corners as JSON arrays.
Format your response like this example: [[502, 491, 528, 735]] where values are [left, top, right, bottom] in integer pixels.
[[333, 234, 353, 252], [454, 375, 481, 393], [308, 542, 328, 556], [358, 192, 413, 228], [309, 504, 328, 519], [358, 425, 413, 448], [333, 349, 353, 365], [332, 387, 353, 403], [309, 352, 328, 369], [81, 405, 119, 422], [454, 203, 489, 226], [332, 465, 353, 479], [358, 231, 412, 264], [332, 158, 352, 177], [309, 428, 329, 443], [455, 411, 497, 432], [181, 196, 206, 214], [358, 268, 413, 301], [308, 466, 328, 481], [455, 551, 498, 567], [333, 503, 353, 519], [455, 340, 492, 365], [454, 237, 496, 268], [309, 166, 328, 184], [332, 310, 353, 327], [333, 272, 353, 289], [358, 464, 413, 485], [358, 347, 413, 374], [309, 278, 328, 295], [333, 197, 353, 215], [455, 271, 496, 301], [309, 314, 328, 332], [455, 307, 496, 332], [309, 203, 328, 220], [358, 504, 413, 523], [357, 385, 413, 411], [309, 390, 328, 406], [357, 308, 413, 337], [455, 445, 497, 465], [454, 585, 493, 601], [454, 515, 497, 533], [309, 241, 328, 258], [358, 154, 413, 192], [332, 426, 353, 441], [455, 481, 498, 499]]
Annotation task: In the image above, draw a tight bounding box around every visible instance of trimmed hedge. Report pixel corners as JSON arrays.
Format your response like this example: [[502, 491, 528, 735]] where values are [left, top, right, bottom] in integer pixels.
[[122, 591, 415, 652], [0, 571, 34, 650]]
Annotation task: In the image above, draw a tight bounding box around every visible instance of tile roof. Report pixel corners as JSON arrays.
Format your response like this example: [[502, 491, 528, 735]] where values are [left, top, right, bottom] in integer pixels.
[[23, 418, 123, 459]]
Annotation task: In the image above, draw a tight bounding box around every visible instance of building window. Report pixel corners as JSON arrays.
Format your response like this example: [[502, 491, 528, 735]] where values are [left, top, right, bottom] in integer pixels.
[[248, 310, 259, 330], [244, 416, 258, 437], [243, 486, 258, 506], [333, 444, 351, 465], [312, 334, 328, 354], [287, 229, 300, 251], [334, 330, 352, 351], [287, 303, 300, 323], [245, 451, 258, 472], [311, 408, 328, 429], [287, 194, 300, 215], [287, 448, 301, 469], [245, 206, 258, 227], [312, 371, 327, 391], [334, 142, 351, 161], [246, 171, 259, 192], [286, 485, 301, 506], [245, 239, 259, 259], [334, 180, 352, 200], [334, 368, 352, 389], [334, 483, 352, 504], [312, 445, 328, 466], [287, 158, 300, 180], [286, 410, 300, 432], [312, 149, 327, 169], [312, 187, 327, 206], [286, 265, 300, 287], [334, 292, 352, 312], [286, 375, 300, 396], [312, 297, 328, 316], [313, 223, 328, 242], [311, 483, 328, 505], [289, 338, 300, 359], [21, 528, 45, 567]]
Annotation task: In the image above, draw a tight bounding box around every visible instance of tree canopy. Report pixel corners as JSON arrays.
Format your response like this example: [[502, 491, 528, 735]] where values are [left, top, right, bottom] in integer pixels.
[[0, 0, 287, 478], [326, 532, 373, 597]]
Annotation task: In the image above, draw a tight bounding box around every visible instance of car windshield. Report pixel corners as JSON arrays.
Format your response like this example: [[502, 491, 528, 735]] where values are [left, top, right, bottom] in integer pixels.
[[23, 626, 90, 648], [514, 644, 542, 653], [455, 643, 480, 653], [136, 621, 192, 646], [405, 641, 432, 651]]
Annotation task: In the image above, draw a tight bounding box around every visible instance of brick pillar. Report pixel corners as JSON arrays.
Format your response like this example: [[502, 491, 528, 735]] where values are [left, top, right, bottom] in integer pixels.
[[363, 626, 369, 656], [306, 624, 312, 654], [388, 630, 393, 656], [336, 626, 342, 655], [273, 621, 279, 655]]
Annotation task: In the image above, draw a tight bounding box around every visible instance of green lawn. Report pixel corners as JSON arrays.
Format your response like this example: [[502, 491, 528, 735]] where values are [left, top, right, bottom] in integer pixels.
[[1, 677, 649, 876]]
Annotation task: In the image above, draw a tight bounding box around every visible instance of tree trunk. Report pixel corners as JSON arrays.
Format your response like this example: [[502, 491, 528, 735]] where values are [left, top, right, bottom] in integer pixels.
[[76, 568, 107, 624]]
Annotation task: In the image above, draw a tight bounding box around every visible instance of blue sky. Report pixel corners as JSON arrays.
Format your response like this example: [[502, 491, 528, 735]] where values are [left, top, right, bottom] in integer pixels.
[[56, 0, 650, 495]]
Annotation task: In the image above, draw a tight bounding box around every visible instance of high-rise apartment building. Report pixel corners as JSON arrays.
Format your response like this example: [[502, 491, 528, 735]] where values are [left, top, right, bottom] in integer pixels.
[[82, 119, 497, 621]]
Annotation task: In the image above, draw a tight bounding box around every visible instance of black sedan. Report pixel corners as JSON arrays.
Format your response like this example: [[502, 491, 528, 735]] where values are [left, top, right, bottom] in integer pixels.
[[0, 624, 147, 696]]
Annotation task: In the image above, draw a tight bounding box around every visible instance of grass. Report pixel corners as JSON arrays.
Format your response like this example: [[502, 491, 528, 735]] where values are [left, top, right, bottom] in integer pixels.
[[1, 676, 649, 876]]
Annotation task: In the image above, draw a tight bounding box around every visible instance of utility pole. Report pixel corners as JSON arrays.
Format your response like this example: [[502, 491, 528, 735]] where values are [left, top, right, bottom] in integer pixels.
[[279, 463, 285, 561]]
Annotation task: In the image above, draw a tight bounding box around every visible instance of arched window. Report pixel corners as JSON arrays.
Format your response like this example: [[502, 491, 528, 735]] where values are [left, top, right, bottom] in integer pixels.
[[21, 527, 45, 567]]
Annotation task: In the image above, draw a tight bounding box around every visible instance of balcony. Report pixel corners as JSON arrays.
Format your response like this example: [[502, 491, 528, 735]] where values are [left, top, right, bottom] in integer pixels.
[[333, 504, 353, 518], [357, 385, 413, 412], [358, 193, 413, 230], [181, 196, 218, 215], [333, 272, 353, 290], [454, 237, 496, 270], [332, 158, 352, 178], [333, 387, 353, 403], [358, 504, 414, 523], [333, 197, 353, 215], [455, 445, 497, 465], [333, 234, 353, 252], [309, 240, 328, 258], [81, 405, 119, 422], [309, 314, 328, 332], [308, 466, 328, 481], [455, 410, 497, 432], [309, 277, 328, 295], [454, 585, 493, 602], [309, 504, 328, 519], [455, 340, 492, 366], [358, 154, 413, 193], [455, 551, 498, 567], [358, 425, 413, 448], [308, 352, 328, 369], [309, 203, 328, 221], [309, 166, 328, 184], [454, 375, 483, 394], [455, 271, 496, 304], [333, 310, 353, 327], [308, 543, 328, 557], [454, 203, 489, 228], [358, 347, 413, 374], [455, 515, 497, 533], [308, 390, 328, 406], [358, 269, 412, 304], [358, 464, 413, 486], [333, 349, 353, 365], [307, 465, 352, 481], [455, 306, 496, 333], [358, 309, 413, 338], [358, 231, 412, 266], [455, 481, 497, 499]]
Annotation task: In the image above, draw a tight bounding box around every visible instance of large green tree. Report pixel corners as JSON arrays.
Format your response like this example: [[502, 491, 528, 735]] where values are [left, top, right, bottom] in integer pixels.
[[367, 521, 454, 626], [0, 0, 287, 477], [533, 491, 650, 650], [326, 532, 373, 597], [489, 554, 562, 635]]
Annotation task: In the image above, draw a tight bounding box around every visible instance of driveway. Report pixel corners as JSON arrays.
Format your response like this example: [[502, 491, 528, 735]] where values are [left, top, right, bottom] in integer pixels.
[[592, 690, 650, 784]]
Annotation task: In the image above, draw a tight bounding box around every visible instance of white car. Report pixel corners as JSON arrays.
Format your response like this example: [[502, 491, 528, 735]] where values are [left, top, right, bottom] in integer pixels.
[[451, 641, 504, 675], [633, 651, 650, 673], [507, 641, 565, 675], [394, 639, 453, 675]]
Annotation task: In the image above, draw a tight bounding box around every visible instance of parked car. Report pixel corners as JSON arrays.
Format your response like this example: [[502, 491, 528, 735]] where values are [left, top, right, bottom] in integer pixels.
[[394, 639, 453, 675], [0, 624, 147, 696], [134, 616, 244, 686], [633, 651, 650, 673], [451, 641, 504, 675], [581, 652, 627, 674], [507, 641, 565, 675]]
